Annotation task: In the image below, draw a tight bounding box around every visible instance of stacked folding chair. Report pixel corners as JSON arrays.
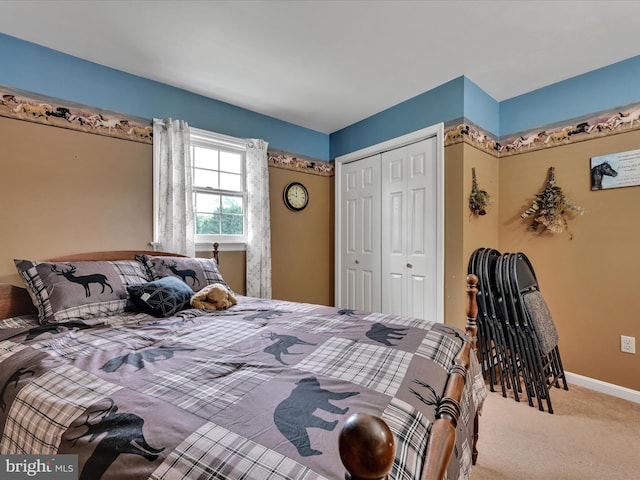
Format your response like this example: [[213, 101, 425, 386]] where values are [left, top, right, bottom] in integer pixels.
[[468, 248, 516, 399], [469, 248, 568, 413]]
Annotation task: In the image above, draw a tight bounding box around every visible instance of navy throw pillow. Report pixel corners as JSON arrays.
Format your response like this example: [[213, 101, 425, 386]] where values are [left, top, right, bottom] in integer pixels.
[[127, 276, 195, 318]]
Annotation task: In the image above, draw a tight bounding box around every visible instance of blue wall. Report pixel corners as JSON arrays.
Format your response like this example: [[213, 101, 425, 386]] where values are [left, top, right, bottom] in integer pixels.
[[331, 56, 640, 158], [499, 55, 640, 137], [329, 76, 501, 160], [330, 77, 466, 159], [0, 33, 330, 160], [3, 33, 640, 161], [464, 77, 499, 136]]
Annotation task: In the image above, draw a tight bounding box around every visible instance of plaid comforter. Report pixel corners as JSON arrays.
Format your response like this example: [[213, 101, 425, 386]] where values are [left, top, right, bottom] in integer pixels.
[[0, 296, 486, 480]]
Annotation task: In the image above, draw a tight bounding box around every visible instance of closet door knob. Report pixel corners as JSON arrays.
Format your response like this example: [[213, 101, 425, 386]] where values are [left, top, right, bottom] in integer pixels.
[[355, 259, 360, 264], [406, 263, 413, 268]]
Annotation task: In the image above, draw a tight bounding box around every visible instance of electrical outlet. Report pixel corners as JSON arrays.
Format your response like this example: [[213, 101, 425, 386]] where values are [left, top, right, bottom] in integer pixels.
[[621, 335, 636, 354]]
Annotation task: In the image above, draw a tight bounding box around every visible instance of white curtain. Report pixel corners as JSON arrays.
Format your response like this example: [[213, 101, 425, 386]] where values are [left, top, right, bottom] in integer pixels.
[[152, 118, 195, 256], [245, 139, 271, 298]]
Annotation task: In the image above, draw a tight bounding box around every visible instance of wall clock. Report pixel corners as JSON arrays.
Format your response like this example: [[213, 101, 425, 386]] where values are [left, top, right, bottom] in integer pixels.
[[283, 182, 309, 211]]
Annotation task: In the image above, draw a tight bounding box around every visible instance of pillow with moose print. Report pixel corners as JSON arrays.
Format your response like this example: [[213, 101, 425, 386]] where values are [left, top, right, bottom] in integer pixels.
[[135, 255, 226, 292], [14, 259, 150, 324]]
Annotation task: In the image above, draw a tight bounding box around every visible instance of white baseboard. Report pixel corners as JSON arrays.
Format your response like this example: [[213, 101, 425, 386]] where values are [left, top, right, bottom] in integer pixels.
[[565, 371, 640, 404]]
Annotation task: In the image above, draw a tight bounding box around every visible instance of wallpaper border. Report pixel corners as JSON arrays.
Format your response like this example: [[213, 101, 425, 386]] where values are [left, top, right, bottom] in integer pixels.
[[6, 81, 638, 164], [445, 101, 640, 157], [1, 84, 153, 144], [1, 83, 335, 176], [268, 150, 334, 176]]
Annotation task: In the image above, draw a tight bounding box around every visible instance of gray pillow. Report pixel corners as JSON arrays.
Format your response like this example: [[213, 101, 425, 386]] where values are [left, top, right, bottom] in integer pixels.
[[135, 255, 225, 292], [15, 259, 150, 324]]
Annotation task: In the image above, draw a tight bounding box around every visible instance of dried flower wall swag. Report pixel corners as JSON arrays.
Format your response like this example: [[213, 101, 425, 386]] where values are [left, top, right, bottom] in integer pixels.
[[521, 166, 584, 238], [469, 167, 491, 216]]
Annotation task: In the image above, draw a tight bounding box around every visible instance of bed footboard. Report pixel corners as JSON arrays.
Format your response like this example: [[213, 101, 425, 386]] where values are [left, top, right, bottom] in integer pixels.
[[339, 274, 480, 480]]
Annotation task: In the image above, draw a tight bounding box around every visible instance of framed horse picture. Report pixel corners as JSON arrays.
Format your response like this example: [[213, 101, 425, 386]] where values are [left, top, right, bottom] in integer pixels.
[[590, 148, 640, 190]]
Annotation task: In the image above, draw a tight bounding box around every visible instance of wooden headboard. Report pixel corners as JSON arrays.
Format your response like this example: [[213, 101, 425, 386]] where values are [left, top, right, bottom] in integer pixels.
[[0, 245, 220, 320]]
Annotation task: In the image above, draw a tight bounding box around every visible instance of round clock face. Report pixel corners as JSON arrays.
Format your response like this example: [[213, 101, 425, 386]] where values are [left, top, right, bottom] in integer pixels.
[[284, 182, 309, 211]]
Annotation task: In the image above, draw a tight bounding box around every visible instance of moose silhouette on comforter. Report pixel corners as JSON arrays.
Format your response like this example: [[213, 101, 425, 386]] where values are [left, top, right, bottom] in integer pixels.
[[0, 296, 486, 480]]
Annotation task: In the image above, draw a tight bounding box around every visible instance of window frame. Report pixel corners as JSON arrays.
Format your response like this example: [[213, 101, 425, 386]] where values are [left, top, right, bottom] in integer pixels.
[[190, 127, 247, 252]]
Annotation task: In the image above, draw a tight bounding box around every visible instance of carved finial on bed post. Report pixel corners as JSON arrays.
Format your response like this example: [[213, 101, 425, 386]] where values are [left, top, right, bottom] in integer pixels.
[[339, 413, 395, 480], [213, 242, 219, 264], [466, 273, 479, 349]]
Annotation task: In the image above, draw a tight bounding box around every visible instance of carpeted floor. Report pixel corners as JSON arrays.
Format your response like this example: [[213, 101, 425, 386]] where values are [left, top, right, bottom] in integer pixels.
[[471, 383, 640, 479]]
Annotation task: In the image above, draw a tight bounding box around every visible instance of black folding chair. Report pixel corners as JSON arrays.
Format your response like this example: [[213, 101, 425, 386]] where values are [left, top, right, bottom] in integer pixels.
[[470, 248, 521, 401], [468, 248, 496, 388], [508, 252, 569, 413], [497, 252, 536, 406], [479, 248, 516, 398], [468, 249, 568, 412]]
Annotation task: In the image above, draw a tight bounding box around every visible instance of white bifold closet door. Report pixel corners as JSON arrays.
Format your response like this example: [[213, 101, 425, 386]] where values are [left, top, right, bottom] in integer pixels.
[[381, 138, 437, 320], [340, 154, 381, 312], [336, 127, 442, 323]]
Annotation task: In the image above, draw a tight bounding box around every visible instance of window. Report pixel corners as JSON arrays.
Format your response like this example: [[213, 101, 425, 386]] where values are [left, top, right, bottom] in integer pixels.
[[190, 128, 247, 249]]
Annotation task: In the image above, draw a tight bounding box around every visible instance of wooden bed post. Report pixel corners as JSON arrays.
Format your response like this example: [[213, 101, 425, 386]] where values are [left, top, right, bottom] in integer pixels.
[[421, 274, 479, 479], [465, 274, 480, 465], [339, 274, 480, 480], [465, 274, 479, 349], [339, 413, 395, 480]]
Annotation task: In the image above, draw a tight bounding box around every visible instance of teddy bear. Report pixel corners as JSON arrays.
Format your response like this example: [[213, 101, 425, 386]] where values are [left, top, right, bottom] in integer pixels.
[[190, 283, 237, 311]]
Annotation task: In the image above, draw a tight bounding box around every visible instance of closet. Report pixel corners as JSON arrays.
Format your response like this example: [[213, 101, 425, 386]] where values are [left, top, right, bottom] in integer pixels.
[[335, 125, 444, 322]]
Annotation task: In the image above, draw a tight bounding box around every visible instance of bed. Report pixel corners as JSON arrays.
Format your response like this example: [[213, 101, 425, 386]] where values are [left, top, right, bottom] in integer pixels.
[[0, 248, 486, 480]]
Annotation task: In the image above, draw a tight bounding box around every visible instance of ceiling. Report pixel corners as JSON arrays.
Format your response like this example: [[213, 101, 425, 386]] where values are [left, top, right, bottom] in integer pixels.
[[2, 0, 640, 134]]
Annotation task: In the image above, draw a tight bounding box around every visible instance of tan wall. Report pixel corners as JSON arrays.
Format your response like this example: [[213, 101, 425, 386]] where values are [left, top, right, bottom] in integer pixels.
[[201, 168, 336, 305], [498, 131, 640, 391], [450, 134, 640, 391], [269, 168, 334, 305], [462, 144, 500, 266], [0, 116, 153, 285], [443, 144, 465, 330], [444, 143, 500, 331], [0, 115, 334, 307]]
